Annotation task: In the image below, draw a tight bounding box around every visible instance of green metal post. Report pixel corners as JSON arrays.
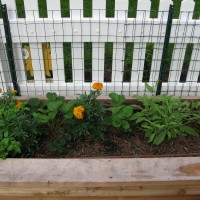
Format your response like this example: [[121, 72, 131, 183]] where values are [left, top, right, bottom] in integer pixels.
[[1, 4, 20, 95], [156, 5, 174, 96]]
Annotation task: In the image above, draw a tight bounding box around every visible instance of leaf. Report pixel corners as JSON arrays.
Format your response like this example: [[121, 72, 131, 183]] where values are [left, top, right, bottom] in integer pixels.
[[27, 98, 40, 107], [65, 112, 73, 119], [109, 93, 125, 106], [132, 94, 144, 102], [60, 103, 68, 113], [47, 101, 63, 111], [141, 124, 152, 130], [147, 133, 155, 143], [121, 120, 130, 130], [179, 126, 199, 136], [112, 118, 122, 127], [48, 111, 57, 120], [46, 92, 57, 101], [56, 96, 65, 101], [38, 108, 49, 114], [136, 117, 146, 124], [153, 132, 167, 145], [145, 83, 154, 93], [33, 112, 49, 123], [122, 106, 133, 118]]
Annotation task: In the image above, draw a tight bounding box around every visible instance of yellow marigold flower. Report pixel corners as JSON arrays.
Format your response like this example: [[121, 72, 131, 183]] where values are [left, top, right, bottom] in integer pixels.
[[92, 82, 103, 91], [0, 88, 2, 93], [11, 90, 17, 94], [73, 105, 85, 120], [16, 101, 22, 109]]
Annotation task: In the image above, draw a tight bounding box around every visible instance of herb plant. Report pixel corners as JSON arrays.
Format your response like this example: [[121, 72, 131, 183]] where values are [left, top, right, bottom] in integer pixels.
[[0, 91, 41, 158], [132, 84, 199, 145]]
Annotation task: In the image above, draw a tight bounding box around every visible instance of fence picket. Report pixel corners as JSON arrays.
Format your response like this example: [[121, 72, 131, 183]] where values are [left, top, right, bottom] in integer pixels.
[[179, 0, 195, 20], [0, 43, 10, 92], [92, 0, 106, 19], [168, 0, 195, 95], [71, 42, 84, 84], [131, 0, 151, 92], [24, 0, 39, 19], [50, 42, 65, 84], [1, 0, 17, 19], [92, 43, 105, 82], [13, 43, 26, 84], [186, 44, 200, 83], [111, 0, 128, 88], [47, 0, 61, 19], [69, 0, 83, 19], [150, 0, 173, 84], [29, 43, 46, 87]]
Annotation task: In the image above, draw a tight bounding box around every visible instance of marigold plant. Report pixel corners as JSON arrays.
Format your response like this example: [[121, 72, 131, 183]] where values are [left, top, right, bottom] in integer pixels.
[[92, 82, 103, 91], [16, 101, 22, 109], [0, 88, 2, 93], [11, 90, 17, 94], [73, 105, 85, 120]]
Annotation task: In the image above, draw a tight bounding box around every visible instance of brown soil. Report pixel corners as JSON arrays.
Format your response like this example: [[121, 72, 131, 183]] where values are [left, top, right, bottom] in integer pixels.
[[25, 125, 200, 158]]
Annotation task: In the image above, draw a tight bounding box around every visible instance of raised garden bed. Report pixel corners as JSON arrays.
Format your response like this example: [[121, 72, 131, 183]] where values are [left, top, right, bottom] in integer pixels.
[[0, 83, 200, 199]]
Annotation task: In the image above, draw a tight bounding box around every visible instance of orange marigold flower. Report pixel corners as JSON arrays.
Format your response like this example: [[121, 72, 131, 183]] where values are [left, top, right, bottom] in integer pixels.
[[92, 82, 103, 91], [11, 90, 17, 94], [73, 105, 85, 120], [16, 101, 22, 109], [0, 88, 2, 93]]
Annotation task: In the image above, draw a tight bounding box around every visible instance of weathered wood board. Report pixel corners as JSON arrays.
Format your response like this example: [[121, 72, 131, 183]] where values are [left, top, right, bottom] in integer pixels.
[[0, 157, 200, 199]]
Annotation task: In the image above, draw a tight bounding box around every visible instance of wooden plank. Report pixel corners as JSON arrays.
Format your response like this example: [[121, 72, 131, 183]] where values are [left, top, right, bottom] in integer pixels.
[[0, 158, 200, 198], [0, 157, 200, 183], [0, 196, 199, 200]]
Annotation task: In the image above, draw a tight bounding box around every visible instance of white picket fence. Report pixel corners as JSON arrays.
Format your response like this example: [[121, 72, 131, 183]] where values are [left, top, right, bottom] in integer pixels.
[[0, 0, 199, 97]]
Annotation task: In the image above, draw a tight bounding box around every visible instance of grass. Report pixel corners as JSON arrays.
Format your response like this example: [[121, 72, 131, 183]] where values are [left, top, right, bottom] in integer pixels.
[[0, 0, 200, 82]]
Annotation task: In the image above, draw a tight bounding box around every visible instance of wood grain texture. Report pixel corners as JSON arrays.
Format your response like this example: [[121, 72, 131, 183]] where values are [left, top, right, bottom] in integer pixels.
[[0, 157, 200, 199]]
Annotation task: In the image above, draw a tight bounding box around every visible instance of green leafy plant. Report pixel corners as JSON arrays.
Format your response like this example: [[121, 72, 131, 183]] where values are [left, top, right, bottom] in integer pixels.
[[0, 92, 41, 158], [28, 93, 73, 154], [30, 92, 68, 131], [65, 86, 107, 141], [108, 93, 135, 132], [132, 84, 199, 145]]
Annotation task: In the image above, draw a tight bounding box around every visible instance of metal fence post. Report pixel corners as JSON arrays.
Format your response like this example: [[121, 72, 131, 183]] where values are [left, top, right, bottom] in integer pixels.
[[156, 4, 174, 96], [1, 4, 20, 95]]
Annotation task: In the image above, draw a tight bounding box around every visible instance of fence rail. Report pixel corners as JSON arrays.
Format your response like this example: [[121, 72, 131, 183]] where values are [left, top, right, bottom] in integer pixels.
[[0, 0, 199, 97]]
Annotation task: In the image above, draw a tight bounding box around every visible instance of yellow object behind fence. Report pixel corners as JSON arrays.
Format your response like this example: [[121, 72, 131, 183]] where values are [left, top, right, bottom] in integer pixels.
[[23, 43, 53, 79], [23, 45, 34, 78], [42, 43, 53, 78]]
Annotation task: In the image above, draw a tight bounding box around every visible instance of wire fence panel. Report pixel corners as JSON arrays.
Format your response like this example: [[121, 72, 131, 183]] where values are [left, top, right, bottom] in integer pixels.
[[0, 0, 199, 97]]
